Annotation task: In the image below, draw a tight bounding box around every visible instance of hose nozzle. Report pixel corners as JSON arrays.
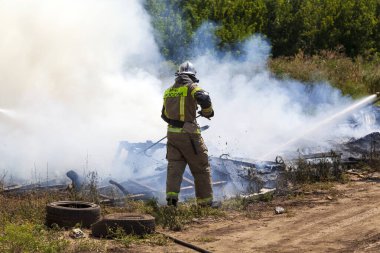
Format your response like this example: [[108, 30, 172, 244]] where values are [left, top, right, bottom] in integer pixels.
[[376, 92, 380, 97]]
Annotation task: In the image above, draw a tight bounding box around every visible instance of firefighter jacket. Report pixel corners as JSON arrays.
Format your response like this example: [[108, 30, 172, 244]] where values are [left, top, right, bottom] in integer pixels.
[[161, 74, 214, 133]]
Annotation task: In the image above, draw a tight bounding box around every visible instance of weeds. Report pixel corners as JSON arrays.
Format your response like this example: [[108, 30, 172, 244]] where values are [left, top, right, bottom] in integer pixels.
[[143, 199, 224, 231], [144, 233, 170, 246], [222, 190, 274, 212], [103, 198, 224, 232], [195, 236, 218, 243], [0, 222, 68, 253], [0, 191, 63, 230], [285, 153, 345, 185], [269, 51, 380, 97], [109, 226, 169, 248], [70, 239, 107, 253], [83, 171, 100, 203]]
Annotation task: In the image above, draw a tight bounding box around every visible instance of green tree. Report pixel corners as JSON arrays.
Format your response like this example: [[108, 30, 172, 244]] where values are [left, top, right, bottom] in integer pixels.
[[144, 0, 193, 61], [334, 0, 377, 56], [145, 0, 380, 61], [264, 0, 304, 56]]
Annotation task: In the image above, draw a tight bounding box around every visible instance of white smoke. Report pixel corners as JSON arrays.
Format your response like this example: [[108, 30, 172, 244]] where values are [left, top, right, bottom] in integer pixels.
[[193, 34, 378, 160], [0, 0, 377, 182], [0, 0, 165, 180]]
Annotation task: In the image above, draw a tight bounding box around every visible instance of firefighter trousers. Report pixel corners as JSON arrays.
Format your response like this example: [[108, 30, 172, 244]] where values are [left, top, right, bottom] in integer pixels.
[[166, 132, 213, 204]]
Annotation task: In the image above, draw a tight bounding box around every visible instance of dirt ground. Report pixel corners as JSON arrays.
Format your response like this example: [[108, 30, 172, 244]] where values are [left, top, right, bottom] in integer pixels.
[[130, 172, 380, 253]]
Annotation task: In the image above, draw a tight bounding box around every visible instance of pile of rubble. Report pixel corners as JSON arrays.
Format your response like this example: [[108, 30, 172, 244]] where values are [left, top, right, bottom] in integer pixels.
[[2, 131, 379, 204]]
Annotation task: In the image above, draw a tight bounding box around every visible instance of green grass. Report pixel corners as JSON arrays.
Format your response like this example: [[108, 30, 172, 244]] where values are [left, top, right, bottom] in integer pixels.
[[0, 222, 68, 253]]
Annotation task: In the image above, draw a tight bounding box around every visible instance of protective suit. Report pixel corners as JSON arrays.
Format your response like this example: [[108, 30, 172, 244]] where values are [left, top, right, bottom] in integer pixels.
[[161, 61, 214, 206]]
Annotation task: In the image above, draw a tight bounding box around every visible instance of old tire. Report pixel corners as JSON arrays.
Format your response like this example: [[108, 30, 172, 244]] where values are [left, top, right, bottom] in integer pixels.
[[46, 201, 101, 228], [91, 213, 155, 238]]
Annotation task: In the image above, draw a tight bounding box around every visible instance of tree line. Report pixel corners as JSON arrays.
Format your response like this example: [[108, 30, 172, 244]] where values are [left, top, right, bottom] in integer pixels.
[[145, 0, 380, 62]]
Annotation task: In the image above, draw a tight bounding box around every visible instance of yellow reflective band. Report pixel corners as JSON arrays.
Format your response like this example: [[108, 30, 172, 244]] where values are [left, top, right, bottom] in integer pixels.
[[202, 106, 213, 113], [180, 96, 185, 121], [168, 126, 201, 134], [191, 87, 202, 98], [166, 192, 179, 197], [164, 86, 188, 99], [197, 197, 213, 204], [168, 126, 184, 133]]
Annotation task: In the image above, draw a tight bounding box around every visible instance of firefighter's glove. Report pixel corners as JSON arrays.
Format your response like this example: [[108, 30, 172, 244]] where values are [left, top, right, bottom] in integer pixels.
[[198, 110, 213, 120]]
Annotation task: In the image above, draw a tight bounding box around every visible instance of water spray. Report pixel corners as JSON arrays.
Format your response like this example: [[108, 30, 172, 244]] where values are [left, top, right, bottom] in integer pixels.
[[261, 93, 380, 160]]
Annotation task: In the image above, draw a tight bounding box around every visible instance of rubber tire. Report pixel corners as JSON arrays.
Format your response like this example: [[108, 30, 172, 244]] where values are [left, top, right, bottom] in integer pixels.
[[91, 213, 155, 238], [46, 201, 101, 228]]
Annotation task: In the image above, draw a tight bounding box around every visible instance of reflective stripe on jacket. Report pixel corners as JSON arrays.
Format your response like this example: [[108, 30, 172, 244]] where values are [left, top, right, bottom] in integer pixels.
[[162, 74, 213, 133]]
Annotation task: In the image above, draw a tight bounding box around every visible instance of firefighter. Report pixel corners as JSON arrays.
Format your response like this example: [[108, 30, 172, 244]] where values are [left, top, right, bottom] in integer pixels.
[[161, 61, 214, 207]]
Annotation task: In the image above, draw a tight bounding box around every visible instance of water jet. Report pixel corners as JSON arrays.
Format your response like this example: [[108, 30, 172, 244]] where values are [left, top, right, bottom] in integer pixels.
[[261, 93, 380, 160]]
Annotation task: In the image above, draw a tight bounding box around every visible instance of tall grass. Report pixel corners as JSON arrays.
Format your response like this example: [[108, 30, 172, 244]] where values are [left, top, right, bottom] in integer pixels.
[[283, 152, 346, 186], [269, 51, 380, 97]]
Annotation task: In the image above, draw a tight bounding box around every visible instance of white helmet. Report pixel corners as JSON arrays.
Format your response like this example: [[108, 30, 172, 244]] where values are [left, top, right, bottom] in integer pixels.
[[178, 61, 196, 76]]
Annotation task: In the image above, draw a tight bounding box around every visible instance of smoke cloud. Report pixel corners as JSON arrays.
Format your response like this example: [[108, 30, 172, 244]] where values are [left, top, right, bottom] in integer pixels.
[[0, 0, 165, 180], [194, 35, 378, 160], [0, 1, 378, 182]]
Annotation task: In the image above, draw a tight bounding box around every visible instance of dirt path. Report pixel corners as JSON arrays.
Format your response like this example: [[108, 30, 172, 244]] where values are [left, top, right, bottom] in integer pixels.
[[153, 174, 380, 253]]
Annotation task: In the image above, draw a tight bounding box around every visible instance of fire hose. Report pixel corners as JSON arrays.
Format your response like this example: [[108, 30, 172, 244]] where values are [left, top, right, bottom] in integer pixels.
[[157, 231, 212, 253]]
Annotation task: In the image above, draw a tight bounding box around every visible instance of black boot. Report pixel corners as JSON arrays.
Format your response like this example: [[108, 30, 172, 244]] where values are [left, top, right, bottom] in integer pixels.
[[199, 200, 221, 209], [166, 198, 178, 207]]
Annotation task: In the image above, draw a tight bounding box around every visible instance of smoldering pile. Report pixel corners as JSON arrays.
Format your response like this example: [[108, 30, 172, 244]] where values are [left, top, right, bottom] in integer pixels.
[[2, 130, 379, 205]]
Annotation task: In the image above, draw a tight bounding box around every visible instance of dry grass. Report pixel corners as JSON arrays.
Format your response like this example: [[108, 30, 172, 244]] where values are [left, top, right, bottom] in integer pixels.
[[269, 51, 380, 97], [0, 189, 224, 252], [0, 159, 378, 252]]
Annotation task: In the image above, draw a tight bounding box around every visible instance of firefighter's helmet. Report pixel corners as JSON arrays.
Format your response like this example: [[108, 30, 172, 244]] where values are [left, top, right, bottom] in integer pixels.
[[178, 61, 196, 76]]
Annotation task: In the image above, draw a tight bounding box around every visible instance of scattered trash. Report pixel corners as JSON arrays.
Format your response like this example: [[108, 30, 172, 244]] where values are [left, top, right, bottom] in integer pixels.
[[326, 195, 333, 200], [69, 228, 85, 239], [3, 130, 379, 207], [192, 218, 201, 224], [275, 206, 286, 214], [241, 188, 276, 198], [111, 141, 285, 202]]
